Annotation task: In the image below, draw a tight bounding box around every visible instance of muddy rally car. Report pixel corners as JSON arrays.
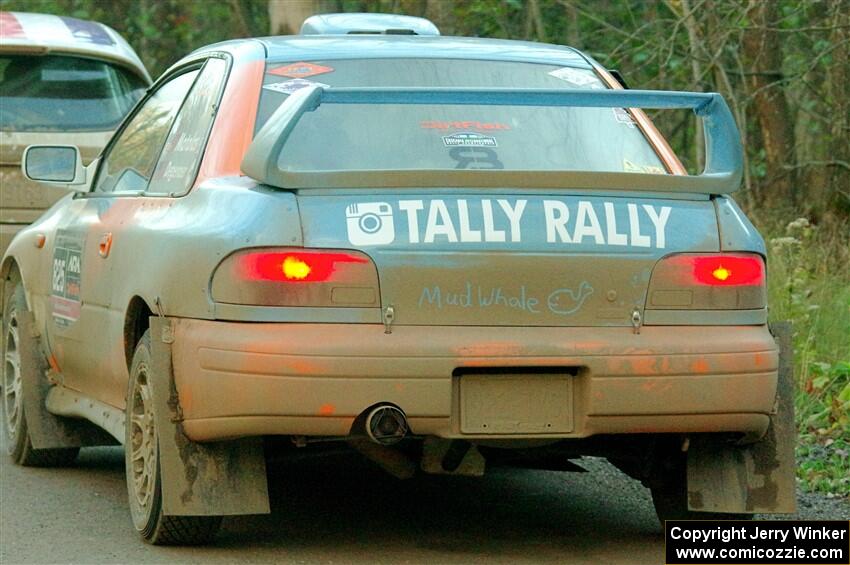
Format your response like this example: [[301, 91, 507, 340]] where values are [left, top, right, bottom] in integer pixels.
[[0, 11, 150, 255], [1, 13, 794, 545]]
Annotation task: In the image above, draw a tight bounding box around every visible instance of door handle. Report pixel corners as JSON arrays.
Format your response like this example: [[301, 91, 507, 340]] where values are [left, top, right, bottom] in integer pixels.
[[98, 232, 113, 258]]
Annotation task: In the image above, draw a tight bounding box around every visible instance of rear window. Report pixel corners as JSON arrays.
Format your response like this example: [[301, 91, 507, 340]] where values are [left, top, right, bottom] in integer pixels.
[[0, 54, 146, 132], [255, 58, 667, 174]]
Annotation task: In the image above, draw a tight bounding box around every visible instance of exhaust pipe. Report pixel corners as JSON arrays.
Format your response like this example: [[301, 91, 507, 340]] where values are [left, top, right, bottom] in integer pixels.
[[365, 404, 408, 445]]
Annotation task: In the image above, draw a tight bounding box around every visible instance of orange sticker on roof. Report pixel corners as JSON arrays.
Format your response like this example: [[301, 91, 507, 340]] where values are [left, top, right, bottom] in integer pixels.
[[268, 62, 334, 78], [0, 12, 26, 38]]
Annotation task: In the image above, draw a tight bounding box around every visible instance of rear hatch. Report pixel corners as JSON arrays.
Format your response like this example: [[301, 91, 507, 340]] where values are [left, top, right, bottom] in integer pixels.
[[249, 56, 734, 326], [297, 192, 719, 326]]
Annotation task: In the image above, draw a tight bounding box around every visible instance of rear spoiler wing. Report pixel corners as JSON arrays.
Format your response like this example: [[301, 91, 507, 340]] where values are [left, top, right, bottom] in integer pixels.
[[242, 86, 743, 194]]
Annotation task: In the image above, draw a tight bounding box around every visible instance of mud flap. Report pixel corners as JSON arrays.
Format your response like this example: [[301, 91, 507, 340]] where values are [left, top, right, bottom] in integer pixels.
[[18, 311, 114, 449], [149, 317, 270, 516], [686, 321, 796, 513]]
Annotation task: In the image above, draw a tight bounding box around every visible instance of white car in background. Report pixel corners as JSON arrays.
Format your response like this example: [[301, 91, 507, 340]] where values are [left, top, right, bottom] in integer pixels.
[[0, 11, 150, 254]]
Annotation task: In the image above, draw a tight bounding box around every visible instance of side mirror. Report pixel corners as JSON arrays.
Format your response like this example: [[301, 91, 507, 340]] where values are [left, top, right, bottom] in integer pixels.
[[22, 145, 88, 192]]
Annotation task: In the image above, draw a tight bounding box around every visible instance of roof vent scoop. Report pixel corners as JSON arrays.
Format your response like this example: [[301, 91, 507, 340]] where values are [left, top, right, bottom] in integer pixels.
[[300, 13, 440, 36]]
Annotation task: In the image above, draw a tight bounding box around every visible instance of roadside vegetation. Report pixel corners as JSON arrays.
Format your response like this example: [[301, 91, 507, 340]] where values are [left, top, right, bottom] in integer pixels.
[[756, 210, 850, 497]]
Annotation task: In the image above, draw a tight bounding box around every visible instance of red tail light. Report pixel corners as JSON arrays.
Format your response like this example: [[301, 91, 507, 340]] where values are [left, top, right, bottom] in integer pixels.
[[673, 254, 765, 287], [212, 248, 379, 307], [239, 251, 368, 283], [647, 253, 766, 310]]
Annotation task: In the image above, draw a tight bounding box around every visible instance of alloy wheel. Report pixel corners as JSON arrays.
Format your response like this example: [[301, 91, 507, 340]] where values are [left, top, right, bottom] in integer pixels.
[[129, 364, 157, 510], [3, 310, 22, 442]]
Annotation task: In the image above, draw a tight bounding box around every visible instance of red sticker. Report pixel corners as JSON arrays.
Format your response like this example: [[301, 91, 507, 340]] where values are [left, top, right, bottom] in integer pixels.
[[268, 62, 334, 79], [421, 120, 511, 132], [0, 12, 26, 38]]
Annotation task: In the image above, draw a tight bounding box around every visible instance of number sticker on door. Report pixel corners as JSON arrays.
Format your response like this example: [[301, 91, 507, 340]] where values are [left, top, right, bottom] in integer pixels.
[[50, 231, 83, 327]]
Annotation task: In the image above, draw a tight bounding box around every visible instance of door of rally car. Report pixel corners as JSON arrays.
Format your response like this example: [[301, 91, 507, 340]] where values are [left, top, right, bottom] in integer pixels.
[[45, 58, 227, 407]]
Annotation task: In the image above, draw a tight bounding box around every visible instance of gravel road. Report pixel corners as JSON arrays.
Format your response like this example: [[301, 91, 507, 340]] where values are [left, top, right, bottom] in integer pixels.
[[1, 441, 847, 564]]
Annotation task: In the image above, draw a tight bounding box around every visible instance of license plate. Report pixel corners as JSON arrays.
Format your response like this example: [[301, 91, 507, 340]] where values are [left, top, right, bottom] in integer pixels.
[[459, 374, 573, 434]]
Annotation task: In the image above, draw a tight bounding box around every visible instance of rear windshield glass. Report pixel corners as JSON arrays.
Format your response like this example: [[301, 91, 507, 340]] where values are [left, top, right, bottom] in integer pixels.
[[0, 54, 146, 132], [255, 58, 667, 174]]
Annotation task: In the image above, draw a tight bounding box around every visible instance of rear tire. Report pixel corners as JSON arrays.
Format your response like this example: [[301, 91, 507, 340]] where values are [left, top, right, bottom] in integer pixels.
[[2, 271, 78, 467], [650, 451, 753, 523], [125, 329, 221, 545]]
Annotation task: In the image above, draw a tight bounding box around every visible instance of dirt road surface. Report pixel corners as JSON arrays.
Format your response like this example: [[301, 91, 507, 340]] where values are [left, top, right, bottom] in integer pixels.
[[1, 439, 847, 564]]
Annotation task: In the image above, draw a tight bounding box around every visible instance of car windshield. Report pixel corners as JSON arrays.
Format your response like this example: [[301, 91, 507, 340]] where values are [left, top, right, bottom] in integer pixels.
[[255, 58, 668, 174], [0, 54, 146, 132]]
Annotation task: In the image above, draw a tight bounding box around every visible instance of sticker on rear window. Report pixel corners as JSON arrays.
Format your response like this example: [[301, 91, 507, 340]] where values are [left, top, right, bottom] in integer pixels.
[[613, 108, 636, 128], [623, 159, 643, 173], [268, 62, 334, 78], [443, 132, 498, 147], [548, 67, 604, 88], [450, 147, 504, 170], [624, 159, 666, 174], [263, 79, 329, 95], [422, 120, 510, 132], [60, 16, 115, 46], [42, 69, 109, 81]]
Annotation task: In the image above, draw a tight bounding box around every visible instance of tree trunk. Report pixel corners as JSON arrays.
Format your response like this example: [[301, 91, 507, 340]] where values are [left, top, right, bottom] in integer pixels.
[[229, 0, 252, 37], [268, 0, 319, 35], [527, 0, 546, 42], [741, 0, 797, 206], [425, 0, 449, 35], [677, 0, 706, 172], [563, 0, 579, 47], [825, 0, 850, 216]]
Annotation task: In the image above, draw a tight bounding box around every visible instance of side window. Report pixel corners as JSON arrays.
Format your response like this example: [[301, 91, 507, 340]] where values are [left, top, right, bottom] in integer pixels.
[[93, 69, 199, 194], [148, 58, 228, 195]]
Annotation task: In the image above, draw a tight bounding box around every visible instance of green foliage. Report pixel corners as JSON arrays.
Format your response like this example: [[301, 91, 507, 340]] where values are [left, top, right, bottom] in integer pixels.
[[795, 360, 850, 496], [759, 211, 850, 497]]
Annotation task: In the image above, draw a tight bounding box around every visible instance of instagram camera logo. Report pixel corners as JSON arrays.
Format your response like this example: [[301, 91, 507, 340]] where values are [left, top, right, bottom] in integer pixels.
[[346, 202, 395, 245]]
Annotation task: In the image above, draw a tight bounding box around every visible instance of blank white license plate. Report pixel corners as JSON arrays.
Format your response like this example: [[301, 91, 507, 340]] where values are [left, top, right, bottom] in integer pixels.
[[460, 374, 573, 434]]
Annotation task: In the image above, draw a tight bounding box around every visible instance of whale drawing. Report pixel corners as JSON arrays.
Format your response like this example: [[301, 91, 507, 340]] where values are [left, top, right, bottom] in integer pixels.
[[547, 282, 594, 315]]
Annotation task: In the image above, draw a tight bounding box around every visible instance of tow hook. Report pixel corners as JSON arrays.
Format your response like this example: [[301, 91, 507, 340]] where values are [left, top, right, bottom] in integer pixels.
[[382, 304, 395, 334], [631, 308, 643, 334]]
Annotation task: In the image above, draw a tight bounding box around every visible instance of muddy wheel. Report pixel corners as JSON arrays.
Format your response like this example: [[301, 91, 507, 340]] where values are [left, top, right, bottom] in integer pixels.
[[650, 450, 753, 523], [125, 329, 222, 545], [2, 271, 78, 467]]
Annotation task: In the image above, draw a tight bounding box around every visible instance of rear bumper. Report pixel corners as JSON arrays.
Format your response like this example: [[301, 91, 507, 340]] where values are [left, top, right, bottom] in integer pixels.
[[170, 320, 778, 442]]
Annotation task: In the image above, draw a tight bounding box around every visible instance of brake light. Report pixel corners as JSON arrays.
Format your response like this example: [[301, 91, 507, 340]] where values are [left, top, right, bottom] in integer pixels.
[[647, 253, 766, 310], [212, 248, 380, 307], [690, 255, 764, 286], [239, 251, 368, 283]]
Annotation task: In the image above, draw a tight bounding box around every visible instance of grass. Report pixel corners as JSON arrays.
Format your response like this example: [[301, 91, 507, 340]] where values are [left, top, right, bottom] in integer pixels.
[[749, 208, 850, 498]]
